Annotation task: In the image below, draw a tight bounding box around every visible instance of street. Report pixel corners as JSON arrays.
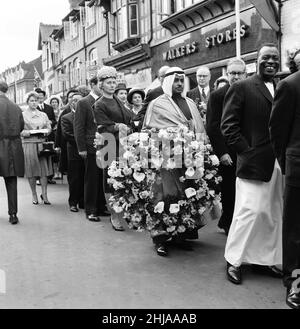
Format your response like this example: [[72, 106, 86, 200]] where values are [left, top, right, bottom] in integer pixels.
[[0, 177, 287, 309]]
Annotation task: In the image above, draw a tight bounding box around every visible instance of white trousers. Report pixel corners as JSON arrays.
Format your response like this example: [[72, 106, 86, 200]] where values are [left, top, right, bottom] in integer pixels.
[[225, 161, 284, 267]]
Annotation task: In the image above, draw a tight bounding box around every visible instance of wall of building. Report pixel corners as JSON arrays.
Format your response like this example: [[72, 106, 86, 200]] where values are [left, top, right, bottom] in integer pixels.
[[280, 0, 300, 71]]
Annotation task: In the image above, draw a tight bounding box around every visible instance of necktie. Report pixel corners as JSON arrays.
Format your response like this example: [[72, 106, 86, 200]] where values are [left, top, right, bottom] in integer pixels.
[[201, 88, 206, 100]]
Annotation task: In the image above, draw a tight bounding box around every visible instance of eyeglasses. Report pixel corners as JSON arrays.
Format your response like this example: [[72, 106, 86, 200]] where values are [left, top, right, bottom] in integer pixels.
[[197, 75, 209, 78], [228, 71, 245, 76]]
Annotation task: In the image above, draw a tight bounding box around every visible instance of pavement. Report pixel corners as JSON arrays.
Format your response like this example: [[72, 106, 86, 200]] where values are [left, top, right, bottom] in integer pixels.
[[0, 177, 288, 309]]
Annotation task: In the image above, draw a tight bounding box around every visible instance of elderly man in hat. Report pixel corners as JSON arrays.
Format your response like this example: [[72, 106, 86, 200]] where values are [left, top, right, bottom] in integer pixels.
[[0, 80, 25, 224], [74, 74, 109, 222], [143, 67, 206, 256], [93, 66, 134, 231]]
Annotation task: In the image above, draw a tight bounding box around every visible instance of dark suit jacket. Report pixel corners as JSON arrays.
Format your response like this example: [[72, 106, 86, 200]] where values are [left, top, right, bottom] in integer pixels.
[[74, 94, 97, 154], [0, 94, 24, 177], [221, 74, 276, 182], [136, 86, 164, 124], [38, 103, 56, 128], [270, 71, 300, 187], [61, 111, 81, 161], [187, 86, 210, 104], [206, 84, 233, 159]]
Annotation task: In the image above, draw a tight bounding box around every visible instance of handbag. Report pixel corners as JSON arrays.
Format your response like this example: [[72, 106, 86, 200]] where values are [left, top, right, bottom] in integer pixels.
[[37, 142, 56, 157]]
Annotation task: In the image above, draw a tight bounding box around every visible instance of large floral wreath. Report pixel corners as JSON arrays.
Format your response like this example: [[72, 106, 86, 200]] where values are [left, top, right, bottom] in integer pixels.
[[95, 125, 222, 236]]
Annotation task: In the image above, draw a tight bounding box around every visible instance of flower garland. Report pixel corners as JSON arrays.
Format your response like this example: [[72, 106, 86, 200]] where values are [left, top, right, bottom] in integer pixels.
[[96, 126, 222, 236]]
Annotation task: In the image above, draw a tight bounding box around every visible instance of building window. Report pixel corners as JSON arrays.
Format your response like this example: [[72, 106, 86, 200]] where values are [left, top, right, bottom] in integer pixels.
[[89, 48, 98, 66], [85, 2, 96, 27], [128, 2, 138, 36], [170, 0, 196, 14], [70, 18, 79, 39], [112, 0, 139, 43], [73, 58, 81, 86]]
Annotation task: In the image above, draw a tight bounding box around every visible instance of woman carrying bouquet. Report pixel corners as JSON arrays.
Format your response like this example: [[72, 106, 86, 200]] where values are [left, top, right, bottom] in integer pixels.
[[93, 66, 135, 231], [142, 67, 211, 256]]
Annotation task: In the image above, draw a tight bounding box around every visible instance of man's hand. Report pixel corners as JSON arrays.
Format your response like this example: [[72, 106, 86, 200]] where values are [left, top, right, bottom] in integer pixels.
[[79, 151, 88, 159], [220, 153, 233, 166]]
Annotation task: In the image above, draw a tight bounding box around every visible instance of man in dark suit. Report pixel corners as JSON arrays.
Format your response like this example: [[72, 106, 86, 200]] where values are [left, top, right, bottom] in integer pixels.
[[221, 43, 284, 285], [206, 58, 247, 235], [35, 88, 57, 185], [187, 66, 211, 123], [61, 93, 85, 213], [269, 51, 300, 309], [74, 76, 108, 222], [0, 80, 25, 225], [135, 65, 169, 128], [55, 89, 78, 176]]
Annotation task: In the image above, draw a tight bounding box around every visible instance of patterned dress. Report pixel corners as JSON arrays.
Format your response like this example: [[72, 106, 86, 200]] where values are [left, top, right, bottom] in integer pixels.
[[22, 109, 53, 178]]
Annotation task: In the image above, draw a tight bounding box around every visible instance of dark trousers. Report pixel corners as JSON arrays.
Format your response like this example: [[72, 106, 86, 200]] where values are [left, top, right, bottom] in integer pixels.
[[283, 184, 300, 288], [84, 153, 106, 215], [218, 163, 236, 231], [3, 177, 18, 215], [67, 159, 85, 207]]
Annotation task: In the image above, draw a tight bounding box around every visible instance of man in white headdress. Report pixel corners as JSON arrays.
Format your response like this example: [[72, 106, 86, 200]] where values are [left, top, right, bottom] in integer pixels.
[[143, 67, 206, 256]]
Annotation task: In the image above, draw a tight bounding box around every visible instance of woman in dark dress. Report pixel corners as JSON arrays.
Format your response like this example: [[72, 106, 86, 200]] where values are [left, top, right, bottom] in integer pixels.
[[93, 66, 134, 231]]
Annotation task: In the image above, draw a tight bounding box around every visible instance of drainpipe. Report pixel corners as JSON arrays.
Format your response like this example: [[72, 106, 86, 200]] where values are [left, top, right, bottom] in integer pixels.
[[277, 0, 283, 71], [148, 0, 153, 46]]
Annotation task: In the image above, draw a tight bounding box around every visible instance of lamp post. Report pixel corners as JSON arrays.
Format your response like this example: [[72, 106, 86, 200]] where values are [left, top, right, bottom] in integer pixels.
[[235, 0, 241, 58]]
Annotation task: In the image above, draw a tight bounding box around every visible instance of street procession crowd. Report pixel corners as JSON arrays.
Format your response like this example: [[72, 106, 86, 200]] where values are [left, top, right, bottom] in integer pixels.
[[1, 42, 300, 309]]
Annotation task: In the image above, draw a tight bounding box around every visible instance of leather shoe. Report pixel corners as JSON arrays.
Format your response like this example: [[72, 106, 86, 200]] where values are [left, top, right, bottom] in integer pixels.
[[286, 285, 300, 309], [227, 263, 242, 284], [86, 214, 101, 222], [70, 206, 79, 212], [252, 265, 283, 278], [9, 214, 19, 225], [155, 244, 168, 257]]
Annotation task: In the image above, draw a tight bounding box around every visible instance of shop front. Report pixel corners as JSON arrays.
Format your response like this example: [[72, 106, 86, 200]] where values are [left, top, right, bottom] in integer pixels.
[[152, 6, 277, 89]]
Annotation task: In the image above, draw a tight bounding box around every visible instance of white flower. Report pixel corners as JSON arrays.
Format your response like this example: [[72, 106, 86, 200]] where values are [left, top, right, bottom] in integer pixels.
[[195, 167, 205, 179], [190, 141, 200, 150], [113, 205, 123, 213], [123, 167, 133, 176], [205, 173, 214, 180], [198, 207, 207, 215], [133, 172, 145, 182], [139, 191, 149, 199], [166, 225, 176, 233], [154, 201, 164, 213], [169, 203, 180, 214], [123, 151, 134, 160], [173, 145, 183, 155], [194, 156, 204, 168], [177, 225, 186, 233], [179, 176, 186, 183], [185, 167, 195, 178], [209, 155, 220, 166], [166, 159, 176, 169], [185, 187, 197, 199], [151, 157, 163, 169], [113, 181, 124, 190]]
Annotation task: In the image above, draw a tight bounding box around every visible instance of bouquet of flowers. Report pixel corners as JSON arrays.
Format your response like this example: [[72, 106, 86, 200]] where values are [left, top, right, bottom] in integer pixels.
[[97, 125, 222, 236]]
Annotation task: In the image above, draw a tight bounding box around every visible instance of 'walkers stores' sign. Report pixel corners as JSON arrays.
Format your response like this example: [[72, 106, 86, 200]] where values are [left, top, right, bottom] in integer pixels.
[[164, 24, 249, 61]]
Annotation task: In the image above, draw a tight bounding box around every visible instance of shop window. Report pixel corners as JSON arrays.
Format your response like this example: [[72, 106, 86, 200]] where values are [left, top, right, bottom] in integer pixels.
[[170, 0, 197, 14], [73, 58, 81, 85]]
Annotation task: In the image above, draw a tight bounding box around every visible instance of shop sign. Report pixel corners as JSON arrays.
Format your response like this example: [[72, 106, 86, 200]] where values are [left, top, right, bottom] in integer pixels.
[[163, 41, 198, 61], [205, 24, 249, 48], [163, 25, 249, 61]]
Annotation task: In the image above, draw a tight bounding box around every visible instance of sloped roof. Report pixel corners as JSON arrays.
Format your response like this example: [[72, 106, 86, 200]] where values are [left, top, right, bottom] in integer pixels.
[[38, 23, 61, 50]]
